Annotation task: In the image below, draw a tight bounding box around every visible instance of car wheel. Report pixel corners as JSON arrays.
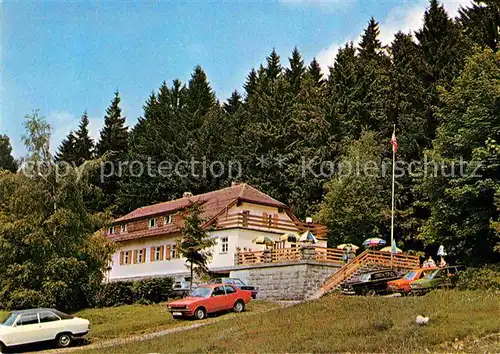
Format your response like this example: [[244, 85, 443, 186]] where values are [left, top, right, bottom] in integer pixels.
[[194, 307, 206, 320], [0, 341, 7, 353], [233, 300, 245, 313], [56, 333, 73, 348], [366, 289, 376, 296]]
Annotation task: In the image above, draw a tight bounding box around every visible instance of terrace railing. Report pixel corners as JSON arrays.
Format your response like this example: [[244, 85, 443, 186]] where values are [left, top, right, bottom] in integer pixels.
[[216, 213, 328, 240], [236, 246, 344, 266]]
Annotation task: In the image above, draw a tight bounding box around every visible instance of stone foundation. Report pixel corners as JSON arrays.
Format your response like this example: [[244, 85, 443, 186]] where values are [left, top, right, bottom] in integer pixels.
[[230, 261, 340, 301]]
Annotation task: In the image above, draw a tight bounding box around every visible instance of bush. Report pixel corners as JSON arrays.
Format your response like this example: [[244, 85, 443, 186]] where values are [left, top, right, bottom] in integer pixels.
[[91, 277, 173, 308], [456, 264, 500, 291]]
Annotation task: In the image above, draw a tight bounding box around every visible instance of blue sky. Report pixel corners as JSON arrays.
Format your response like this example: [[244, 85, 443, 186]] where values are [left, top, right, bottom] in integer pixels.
[[1, 0, 470, 157]]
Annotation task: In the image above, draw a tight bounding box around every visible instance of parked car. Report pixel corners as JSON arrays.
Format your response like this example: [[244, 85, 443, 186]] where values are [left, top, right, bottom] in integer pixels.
[[387, 267, 438, 294], [171, 278, 199, 298], [167, 284, 252, 320], [0, 308, 90, 352], [409, 266, 465, 295], [207, 277, 259, 299], [340, 269, 400, 296]]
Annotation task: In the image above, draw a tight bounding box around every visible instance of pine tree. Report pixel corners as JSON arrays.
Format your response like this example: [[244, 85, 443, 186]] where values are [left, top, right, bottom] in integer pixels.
[[0, 135, 18, 172], [96, 91, 128, 158], [459, 0, 499, 51], [285, 47, 306, 94], [244, 69, 258, 100], [55, 132, 78, 164], [416, 0, 470, 140], [358, 17, 383, 61], [185, 65, 216, 119], [266, 48, 282, 81], [224, 90, 243, 114], [73, 111, 94, 165], [307, 58, 324, 86]]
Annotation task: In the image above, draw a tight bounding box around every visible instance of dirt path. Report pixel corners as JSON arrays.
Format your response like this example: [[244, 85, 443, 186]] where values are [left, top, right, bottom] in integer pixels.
[[44, 301, 301, 353]]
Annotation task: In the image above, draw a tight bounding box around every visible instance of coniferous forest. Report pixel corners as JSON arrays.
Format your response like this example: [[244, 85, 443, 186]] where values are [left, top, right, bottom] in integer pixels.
[[0, 0, 499, 309]]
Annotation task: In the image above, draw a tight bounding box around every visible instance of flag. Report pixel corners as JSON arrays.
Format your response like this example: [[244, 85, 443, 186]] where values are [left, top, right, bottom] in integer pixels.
[[390, 129, 398, 153]]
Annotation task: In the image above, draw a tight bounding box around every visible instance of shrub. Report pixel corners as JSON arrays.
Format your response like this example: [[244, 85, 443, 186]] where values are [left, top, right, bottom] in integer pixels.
[[456, 264, 500, 291], [91, 277, 173, 308]]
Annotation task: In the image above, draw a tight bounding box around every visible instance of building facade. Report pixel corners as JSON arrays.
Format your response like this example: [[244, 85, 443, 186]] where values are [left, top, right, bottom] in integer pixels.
[[105, 183, 327, 282]]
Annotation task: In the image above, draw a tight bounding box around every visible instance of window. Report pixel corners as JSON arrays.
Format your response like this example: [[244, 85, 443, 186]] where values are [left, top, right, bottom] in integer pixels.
[[120, 224, 128, 233], [123, 251, 131, 265], [108, 226, 116, 235], [39, 312, 60, 323], [220, 237, 228, 253], [17, 314, 39, 326], [212, 286, 225, 296], [262, 213, 273, 227], [171, 244, 178, 259], [137, 249, 145, 263], [164, 214, 173, 225], [149, 218, 157, 228], [224, 285, 237, 294], [155, 246, 162, 261]]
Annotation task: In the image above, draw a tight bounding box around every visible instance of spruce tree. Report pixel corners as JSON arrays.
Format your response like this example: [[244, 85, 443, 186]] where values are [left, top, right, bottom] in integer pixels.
[[185, 65, 216, 119], [244, 69, 258, 100], [96, 91, 128, 158], [285, 47, 306, 94], [266, 49, 282, 80], [55, 132, 77, 164], [459, 0, 499, 51], [358, 17, 383, 61], [0, 135, 18, 172], [73, 111, 94, 165], [224, 90, 243, 114], [307, 57, 324, 86]]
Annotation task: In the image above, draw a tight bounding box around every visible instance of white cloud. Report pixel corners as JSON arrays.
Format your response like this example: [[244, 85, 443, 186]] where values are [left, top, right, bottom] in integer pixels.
[[315, 0, 473, 74]]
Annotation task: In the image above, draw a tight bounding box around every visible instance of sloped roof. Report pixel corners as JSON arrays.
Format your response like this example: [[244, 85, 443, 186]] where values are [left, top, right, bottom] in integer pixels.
[[113, 183, 287, 225]]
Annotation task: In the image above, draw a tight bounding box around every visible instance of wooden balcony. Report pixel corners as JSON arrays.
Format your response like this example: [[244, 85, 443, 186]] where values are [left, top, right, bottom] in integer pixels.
[[236, 246, 344, 266], [216, 213, 327, 239]]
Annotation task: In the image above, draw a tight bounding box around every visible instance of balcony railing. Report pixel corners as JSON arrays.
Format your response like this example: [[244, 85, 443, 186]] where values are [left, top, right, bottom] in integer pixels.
[[236, 246, 344, 266], [216, 213, 327, 239]]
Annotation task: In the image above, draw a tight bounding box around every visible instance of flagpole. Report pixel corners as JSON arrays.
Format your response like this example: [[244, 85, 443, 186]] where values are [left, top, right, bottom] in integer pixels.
[[390, 124, 396, 268]]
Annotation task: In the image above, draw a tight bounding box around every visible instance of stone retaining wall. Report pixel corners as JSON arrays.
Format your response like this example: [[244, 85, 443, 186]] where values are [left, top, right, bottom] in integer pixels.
[[230, 261, 340, 301]]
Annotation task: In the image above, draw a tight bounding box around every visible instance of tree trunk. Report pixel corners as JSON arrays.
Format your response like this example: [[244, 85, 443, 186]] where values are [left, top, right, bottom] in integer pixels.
[[190, 262, 193, 291]]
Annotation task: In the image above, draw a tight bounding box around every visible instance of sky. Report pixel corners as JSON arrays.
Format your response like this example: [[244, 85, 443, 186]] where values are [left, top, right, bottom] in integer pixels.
[[1, 0, 472, 157]]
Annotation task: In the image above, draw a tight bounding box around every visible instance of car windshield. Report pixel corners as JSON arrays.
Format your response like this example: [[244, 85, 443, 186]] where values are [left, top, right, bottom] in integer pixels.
[[359, 273, 370, 281], [1, 312, 17, 326], [189, 287, 212, 298], [424, 269, 440, 279], [232, 279, 245, 286], [403, 271, 417, 280]]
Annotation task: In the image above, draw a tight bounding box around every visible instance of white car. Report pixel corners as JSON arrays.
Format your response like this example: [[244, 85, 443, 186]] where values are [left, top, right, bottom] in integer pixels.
[[0, 308, 90, 351]]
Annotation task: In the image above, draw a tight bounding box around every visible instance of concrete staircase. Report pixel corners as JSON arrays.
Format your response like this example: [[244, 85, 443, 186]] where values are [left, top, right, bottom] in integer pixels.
[[312, 250, 420, 299]]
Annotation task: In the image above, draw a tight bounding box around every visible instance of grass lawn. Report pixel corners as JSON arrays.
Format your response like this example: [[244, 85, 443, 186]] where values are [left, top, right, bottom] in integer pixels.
[[75, 300, 276, 342], [79, 290, 500, 353]]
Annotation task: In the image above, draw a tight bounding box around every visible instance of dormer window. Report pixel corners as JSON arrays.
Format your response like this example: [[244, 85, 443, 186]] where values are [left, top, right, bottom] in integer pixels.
[[108, 226, 116, 235], [164, 214, 173, 225], [120, 224, 128, 233], [149, 218, 157, 228]]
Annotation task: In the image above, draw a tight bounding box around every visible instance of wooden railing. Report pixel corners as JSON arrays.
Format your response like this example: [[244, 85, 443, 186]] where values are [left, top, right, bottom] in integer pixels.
[[216, 213, 328, 239], [315, 247, 344, 264], [271, 247, 301, 262], [236, 246, 343, 266], [316, 250, 420, 297], [237, 251, 266, 265]]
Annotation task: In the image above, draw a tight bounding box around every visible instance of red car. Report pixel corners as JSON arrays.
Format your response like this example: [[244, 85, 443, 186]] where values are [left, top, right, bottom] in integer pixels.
[[167, 284, 252, 320], [387, 267, 438, 294]]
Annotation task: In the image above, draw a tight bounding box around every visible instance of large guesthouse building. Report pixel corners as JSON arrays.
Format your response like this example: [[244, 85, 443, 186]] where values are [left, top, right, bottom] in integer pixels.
[[105, 183, 327, 281]]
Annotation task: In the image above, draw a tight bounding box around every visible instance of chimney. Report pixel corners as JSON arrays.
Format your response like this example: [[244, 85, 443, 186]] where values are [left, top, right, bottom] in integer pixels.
[[183, 191, 193, 198], [231, 181, 240, 187], [306, 217, 313, 224]]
